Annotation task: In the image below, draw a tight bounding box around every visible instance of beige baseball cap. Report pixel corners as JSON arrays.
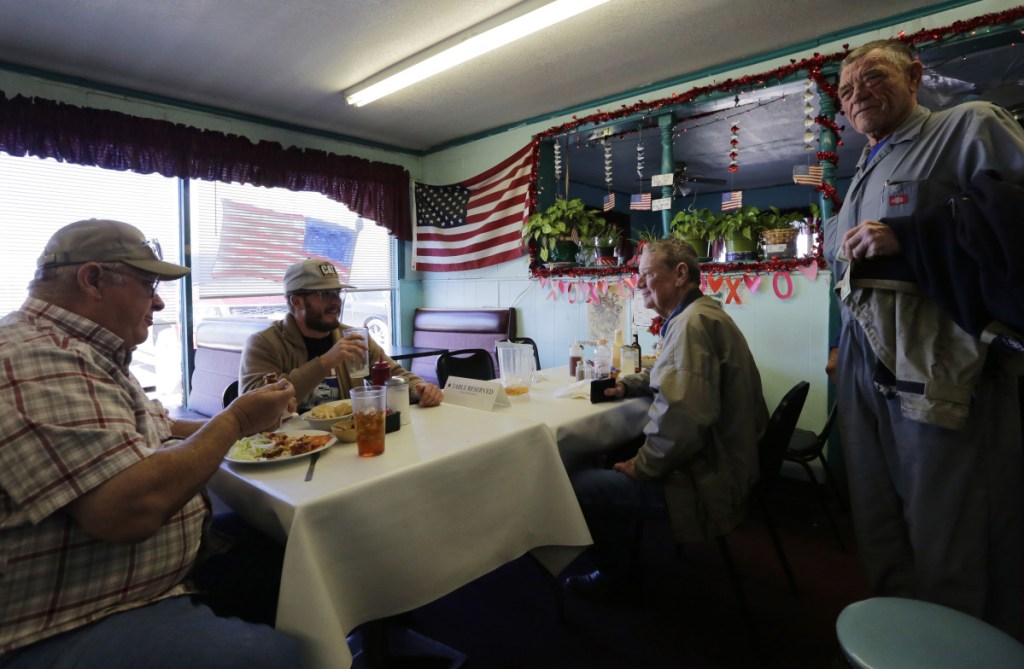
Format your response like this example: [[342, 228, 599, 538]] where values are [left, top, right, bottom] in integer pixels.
[[37, 219, 189, 280], [283, 259, 354, 293]]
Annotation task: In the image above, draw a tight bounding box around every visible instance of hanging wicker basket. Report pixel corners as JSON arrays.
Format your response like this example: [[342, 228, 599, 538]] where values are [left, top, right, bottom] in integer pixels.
[[761, 227, 800, 245]]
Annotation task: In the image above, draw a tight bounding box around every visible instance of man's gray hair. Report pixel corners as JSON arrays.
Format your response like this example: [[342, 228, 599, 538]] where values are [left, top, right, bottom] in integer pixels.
[[644, 237, 701, 283], [29, 263, 127, 303], [842, 39, 916, 71]]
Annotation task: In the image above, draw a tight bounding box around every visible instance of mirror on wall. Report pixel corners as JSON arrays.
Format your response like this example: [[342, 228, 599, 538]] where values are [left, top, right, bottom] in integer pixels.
[[529, 14, 1024, 276]]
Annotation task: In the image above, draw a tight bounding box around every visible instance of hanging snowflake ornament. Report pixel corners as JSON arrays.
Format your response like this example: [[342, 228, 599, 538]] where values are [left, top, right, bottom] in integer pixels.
[[553, 140, 563, 182], [803, 79, 816, 151], [603, 139, 613, 189], [728, 123, 739, 173], [636, 140, 645, 181]]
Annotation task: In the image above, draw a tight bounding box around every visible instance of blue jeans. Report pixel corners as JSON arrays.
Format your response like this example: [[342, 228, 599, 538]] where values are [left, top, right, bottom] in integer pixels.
[[570, 468, 670, 579], [0, 597, 301, 669]]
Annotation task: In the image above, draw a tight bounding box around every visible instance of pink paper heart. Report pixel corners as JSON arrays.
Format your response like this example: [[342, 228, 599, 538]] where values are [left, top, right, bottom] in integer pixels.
[[539, 276, 548, 290], [797, 263, 819, 281], [743, 273, 762, 293]]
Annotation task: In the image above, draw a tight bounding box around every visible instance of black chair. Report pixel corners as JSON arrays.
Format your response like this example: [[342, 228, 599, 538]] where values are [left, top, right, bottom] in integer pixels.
[[785, 404, 847, 550], [435, 348, 496, 387], [497, 337, 541, 370], [221, 380, 239, 408], [643, 381, 808, 653]]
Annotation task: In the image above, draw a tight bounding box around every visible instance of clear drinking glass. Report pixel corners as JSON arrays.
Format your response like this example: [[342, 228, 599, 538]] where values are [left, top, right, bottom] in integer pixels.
[[496, 342, 533, 398], [342, 327, 370, 379]]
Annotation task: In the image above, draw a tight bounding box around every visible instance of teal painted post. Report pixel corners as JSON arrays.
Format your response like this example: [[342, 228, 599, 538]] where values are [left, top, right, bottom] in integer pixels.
[[817, 76, 839, 220], [659, 114, 673, 237]]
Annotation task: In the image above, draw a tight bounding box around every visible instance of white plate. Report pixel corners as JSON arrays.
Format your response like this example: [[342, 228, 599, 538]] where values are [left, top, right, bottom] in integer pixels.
[[226, 429, 337, 464]]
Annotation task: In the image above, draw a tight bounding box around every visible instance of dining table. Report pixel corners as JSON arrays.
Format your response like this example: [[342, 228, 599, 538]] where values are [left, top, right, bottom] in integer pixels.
[[492, 364, 653, 470], [210, 401, 595, 669], [388, 344, 449, 361]]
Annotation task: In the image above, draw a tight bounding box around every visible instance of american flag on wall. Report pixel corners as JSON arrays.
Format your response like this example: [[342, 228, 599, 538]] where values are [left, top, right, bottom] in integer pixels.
[[629, 193, 652, 211], [793, 164, 824, 186], [412, 143, 535, 272], [211, 199, 357, 282], [603, 193, 615, 212], [721, 191, 743, 211]]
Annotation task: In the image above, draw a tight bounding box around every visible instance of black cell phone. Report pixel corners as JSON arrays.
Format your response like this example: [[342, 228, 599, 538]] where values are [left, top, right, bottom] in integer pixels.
[[590, 378, 616, 403]]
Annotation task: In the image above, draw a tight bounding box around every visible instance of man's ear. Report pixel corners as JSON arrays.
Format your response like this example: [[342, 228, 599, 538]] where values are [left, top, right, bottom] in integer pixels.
[[76, 263, 104, 299], [907, 60, 924, 93], [675, 262, 689, 287]]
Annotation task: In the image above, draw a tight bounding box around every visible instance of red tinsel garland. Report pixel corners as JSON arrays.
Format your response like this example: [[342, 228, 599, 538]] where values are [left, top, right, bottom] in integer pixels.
[[533, 6, 1024, 143], [817, 151, 839, 165]]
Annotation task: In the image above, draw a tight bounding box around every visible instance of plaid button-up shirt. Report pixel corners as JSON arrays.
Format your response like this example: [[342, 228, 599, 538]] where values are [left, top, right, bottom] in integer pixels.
[[0, 298, 209, 653]]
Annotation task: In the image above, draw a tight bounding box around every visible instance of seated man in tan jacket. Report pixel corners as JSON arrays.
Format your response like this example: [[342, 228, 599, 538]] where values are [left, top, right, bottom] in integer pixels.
[[566, 238, 768, 601], [240, 259, 443, 411]]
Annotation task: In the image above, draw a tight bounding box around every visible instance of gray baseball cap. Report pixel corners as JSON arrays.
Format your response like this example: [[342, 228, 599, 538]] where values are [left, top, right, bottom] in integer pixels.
[[283, 259, 354, 293], [37, 219, 189, 280]]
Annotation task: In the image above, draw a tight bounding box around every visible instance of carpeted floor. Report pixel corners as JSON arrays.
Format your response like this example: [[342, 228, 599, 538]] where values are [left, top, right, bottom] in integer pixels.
[[392, 478, 867, 669]]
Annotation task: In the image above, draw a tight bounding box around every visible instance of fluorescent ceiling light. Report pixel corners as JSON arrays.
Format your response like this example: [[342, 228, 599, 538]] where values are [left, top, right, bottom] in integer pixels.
[[345, 0, 611, 107]]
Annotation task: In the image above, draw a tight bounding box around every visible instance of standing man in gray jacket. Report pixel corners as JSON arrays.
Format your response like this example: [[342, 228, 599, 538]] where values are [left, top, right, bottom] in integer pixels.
[[826, 38, 1024, 635], [565, 237, 768, 601]]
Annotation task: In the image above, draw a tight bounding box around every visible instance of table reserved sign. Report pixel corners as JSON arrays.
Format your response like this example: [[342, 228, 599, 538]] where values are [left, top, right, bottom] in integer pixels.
[[443, 376, 511, 411]]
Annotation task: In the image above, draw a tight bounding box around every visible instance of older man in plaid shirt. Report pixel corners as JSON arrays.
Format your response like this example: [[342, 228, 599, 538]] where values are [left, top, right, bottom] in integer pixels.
[[0, 220, 301, 668]]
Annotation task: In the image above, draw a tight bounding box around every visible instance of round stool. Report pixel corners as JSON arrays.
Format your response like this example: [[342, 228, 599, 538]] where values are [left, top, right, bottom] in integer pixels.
[[836, 597, 1024, 669]]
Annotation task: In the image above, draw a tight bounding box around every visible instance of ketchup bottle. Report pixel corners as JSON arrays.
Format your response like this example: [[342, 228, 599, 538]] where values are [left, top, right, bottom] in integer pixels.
[[370, 354, 391, 386]]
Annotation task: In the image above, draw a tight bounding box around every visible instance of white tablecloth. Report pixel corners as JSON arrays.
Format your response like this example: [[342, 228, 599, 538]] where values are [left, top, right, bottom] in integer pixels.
[[210, 402, 593, 669], [493, 365, 653, 470]]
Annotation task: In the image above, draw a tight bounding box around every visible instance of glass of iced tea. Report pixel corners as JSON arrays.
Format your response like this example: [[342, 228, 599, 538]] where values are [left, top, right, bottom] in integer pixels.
[[350, 386, 386, 457]]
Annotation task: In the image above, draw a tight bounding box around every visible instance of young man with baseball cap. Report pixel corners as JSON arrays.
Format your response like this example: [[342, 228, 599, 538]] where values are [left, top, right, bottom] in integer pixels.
[[240, 258, 443, 409], [0, 219, 301, 668]]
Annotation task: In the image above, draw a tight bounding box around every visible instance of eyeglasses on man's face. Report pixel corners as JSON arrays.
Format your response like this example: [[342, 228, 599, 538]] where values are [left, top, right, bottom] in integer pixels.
[[101, 264, 160, 297], [302, 289, 344, 301]]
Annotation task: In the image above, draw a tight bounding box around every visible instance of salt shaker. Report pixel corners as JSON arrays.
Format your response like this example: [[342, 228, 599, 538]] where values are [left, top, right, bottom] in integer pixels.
[[385, 376, 410, 425]]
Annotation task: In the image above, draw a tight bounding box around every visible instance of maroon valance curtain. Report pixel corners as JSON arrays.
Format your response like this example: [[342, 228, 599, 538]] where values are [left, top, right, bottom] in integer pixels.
[[0, 90, 413, 240]]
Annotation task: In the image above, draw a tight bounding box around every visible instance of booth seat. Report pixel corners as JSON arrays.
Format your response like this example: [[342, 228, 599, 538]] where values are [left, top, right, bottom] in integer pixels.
[[410, 308, 517, 386], [188, 318, 270, 417]]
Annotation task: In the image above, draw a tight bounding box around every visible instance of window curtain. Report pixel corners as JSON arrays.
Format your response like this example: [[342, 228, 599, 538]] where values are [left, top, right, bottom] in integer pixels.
[[0, 91, 412, 240]]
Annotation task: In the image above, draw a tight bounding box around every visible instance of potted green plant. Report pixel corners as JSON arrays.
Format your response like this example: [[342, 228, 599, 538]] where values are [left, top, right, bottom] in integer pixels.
[[669, 207, 713, 258], [522, 198, 607, 263], [759, 204, 819, 259], [711, 205, 761, 262], [593, 228, 621, 266]]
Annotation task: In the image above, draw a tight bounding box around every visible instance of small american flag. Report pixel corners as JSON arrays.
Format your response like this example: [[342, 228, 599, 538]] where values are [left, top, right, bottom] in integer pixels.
[[603, 193, 615, 212], [630, 193, 652, 211], [793, 164, 824, 186], [721, 191, 743, 211]]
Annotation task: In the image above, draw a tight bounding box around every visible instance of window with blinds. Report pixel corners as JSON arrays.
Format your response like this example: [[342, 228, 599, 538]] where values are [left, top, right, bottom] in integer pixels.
[[189, 180, 397, 347], [0, 152, 398, 409]]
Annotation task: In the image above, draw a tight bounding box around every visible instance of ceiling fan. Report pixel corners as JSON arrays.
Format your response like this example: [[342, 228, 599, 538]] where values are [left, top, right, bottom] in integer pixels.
[[672, 161, 726, 197]]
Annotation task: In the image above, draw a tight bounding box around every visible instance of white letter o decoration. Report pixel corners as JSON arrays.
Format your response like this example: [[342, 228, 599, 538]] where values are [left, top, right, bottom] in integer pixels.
[[773, 271, 794, 300]]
